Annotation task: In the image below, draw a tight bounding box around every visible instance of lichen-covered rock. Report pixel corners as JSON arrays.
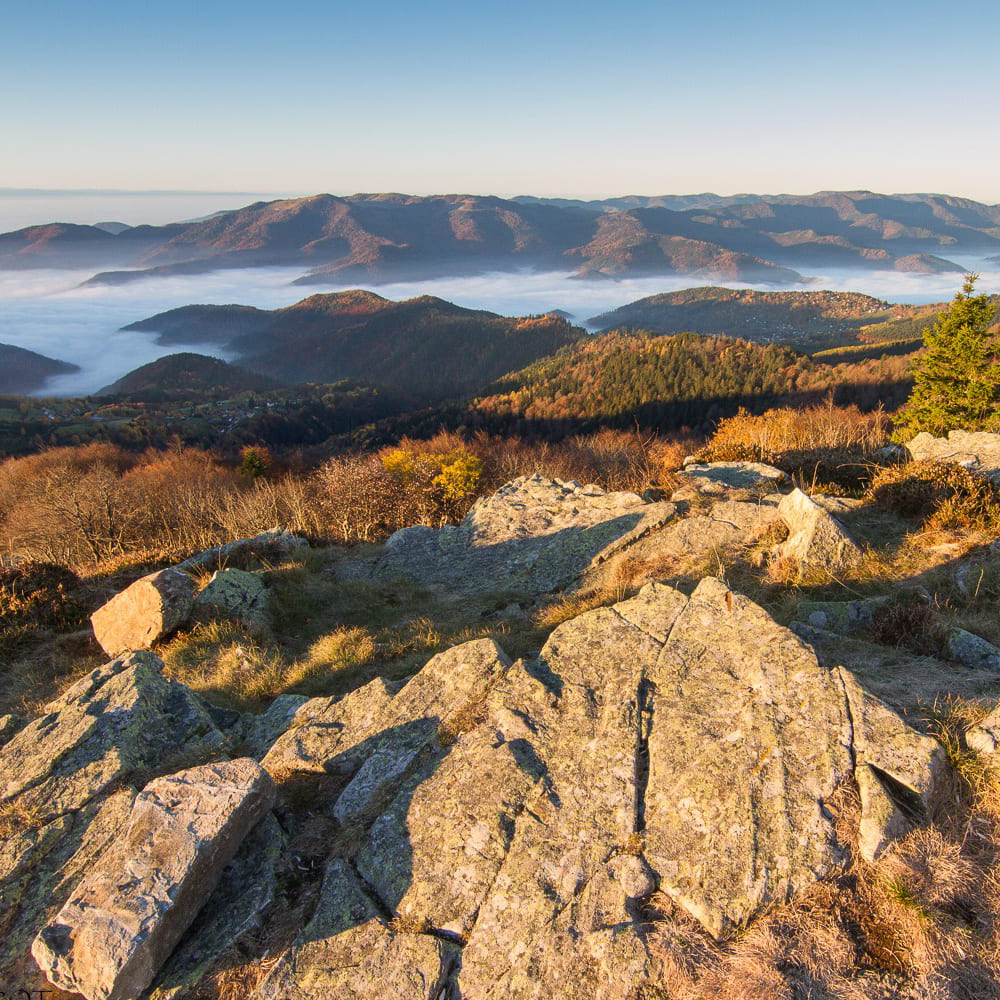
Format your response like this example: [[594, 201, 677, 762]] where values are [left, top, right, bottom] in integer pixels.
[[675, 460, 790, 494], [192, 567, 269, 626], [642, 578, 854, 937], [91, 567, 196, 656], [254, 859, 457, 1000], [906, 430, 1000, 480], [32, 758, 276, 1000], [775, 488, 862, 571], [631, 499, 780, 564], [949, 628, 1000, 672], [796, 596, 891, 631], [0, 789, 136, 991], [238, 693, 309, 760], [375, 475, 676, 596], [0, 651, 224, 823]]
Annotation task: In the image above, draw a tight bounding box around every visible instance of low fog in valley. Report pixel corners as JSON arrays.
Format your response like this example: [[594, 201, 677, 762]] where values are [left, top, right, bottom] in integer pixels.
[[3, 257, 999, 397]]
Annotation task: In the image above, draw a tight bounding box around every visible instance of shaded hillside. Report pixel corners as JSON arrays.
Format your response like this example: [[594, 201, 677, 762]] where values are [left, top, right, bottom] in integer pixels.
[[589, 287, 951, 349], [0, 343, 79, 394], [98, 353, 284, 402], [0, 379, 413, 458], [2, 190, 997, 284], [125, 291, 586, 400]]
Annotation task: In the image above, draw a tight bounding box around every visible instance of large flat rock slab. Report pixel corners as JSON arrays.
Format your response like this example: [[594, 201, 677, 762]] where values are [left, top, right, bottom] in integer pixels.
[[374, 475, 675, 597], [0, 651, 224, 824], [33, 758, 276, 1000]]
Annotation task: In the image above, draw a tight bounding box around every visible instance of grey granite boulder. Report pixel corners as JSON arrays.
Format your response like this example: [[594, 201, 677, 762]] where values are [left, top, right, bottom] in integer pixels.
[[675, 460, 790, 494], [775, 488, 862, 572], [192, 567, 269, 626], [33, 758, 275, 1000]]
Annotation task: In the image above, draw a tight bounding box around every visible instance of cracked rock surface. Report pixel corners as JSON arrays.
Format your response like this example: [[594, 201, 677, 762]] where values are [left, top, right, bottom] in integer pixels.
[[373, 474, 676, 596], [245, 579, 945, 997]]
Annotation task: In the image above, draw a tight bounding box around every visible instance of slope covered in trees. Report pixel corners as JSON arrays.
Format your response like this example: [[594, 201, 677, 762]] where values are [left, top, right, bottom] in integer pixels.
[[470, 330, 913, 434], [588, 287, 947, 349], [125, 291, 585, 401]]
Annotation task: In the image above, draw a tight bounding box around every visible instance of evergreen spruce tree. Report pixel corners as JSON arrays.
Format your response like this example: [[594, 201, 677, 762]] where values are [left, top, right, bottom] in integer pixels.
[[894, 275, 1000, 439]]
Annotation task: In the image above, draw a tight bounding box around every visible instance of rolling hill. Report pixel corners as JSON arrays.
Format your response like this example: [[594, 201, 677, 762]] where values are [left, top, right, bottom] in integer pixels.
[[124, 290, 586, 400], [97, 353, 284, 401], [0, 343, 80, 394]]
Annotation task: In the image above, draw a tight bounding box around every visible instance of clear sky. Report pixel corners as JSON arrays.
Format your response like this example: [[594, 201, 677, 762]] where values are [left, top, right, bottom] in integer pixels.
[[3, 0, 998, 202]]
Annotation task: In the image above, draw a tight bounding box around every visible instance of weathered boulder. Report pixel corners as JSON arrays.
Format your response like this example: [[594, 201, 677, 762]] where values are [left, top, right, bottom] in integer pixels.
[[0, 789, 136, 992], [176, 527, 308, 572], [148, 813, 285, 999], [949, 627, 1000, 672], [32, 758, 276, 1000], [774, 488, 862, 572], [375, 475, 676, 597], [192, 567, 269, 626], [675, 460, 790, 494], [0, 651, 224, 823], [906, 430, 1000, 480], [626, 499, 780, 567], [91, 568, 196, 656]]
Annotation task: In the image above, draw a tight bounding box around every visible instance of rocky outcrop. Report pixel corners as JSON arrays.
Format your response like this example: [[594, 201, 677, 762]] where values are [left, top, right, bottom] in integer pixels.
[[91, 568, 196, 657], [906, 430, 1000, 480], [33, 759, 275, 1000], [192, 567, 270, 626], [374, 475, 676, 596], [774, 488, 862, 572], [251, 580, 947, 996], [676, 460, 790, 494]]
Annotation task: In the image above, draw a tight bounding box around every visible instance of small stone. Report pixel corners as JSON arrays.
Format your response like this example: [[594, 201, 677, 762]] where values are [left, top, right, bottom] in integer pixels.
[[611, 854, 657, 899], [775, 489, 862, 572]]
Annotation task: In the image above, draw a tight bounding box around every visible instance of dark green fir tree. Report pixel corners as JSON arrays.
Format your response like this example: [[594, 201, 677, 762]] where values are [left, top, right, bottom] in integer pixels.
[[894, 275, 1000, 439]]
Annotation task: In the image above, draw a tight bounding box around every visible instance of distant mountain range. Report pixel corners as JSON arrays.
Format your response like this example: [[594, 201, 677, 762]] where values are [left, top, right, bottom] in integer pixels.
[[0, 190, 996, 286]]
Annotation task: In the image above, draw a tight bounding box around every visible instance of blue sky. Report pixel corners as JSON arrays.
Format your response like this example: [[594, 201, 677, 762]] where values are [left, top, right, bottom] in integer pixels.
[[3, 0, 999, 201]]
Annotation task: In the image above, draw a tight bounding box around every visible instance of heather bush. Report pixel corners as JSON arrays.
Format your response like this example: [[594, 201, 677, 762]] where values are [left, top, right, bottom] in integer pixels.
[[866, 461, 1000, 534]]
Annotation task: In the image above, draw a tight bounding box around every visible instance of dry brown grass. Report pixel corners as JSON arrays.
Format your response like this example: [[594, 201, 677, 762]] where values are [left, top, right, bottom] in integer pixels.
[[701, 402, 890, 463]]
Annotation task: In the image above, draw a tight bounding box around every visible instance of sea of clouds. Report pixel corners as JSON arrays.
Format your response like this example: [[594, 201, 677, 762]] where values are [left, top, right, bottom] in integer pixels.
[[2, 257, 999, 397]]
